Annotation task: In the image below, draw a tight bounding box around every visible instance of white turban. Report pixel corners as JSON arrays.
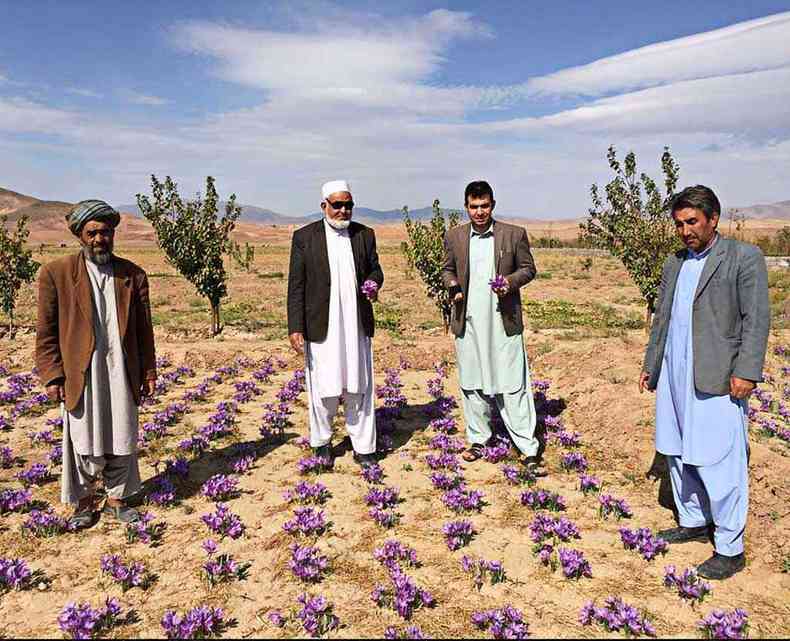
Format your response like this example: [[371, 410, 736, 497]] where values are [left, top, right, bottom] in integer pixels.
[[321, 180, 351, 200]]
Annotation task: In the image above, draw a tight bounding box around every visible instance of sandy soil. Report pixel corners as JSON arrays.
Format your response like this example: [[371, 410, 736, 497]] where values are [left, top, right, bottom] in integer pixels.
[[0, 232, 788, 638]]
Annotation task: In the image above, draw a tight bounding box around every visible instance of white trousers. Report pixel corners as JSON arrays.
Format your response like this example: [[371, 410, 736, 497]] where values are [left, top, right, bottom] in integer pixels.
[[62, 452, 141, 505], [305, 356, 376, 455]]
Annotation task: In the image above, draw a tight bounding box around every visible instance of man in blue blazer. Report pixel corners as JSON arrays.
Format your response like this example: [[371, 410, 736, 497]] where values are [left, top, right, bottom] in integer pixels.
[[640, 185, 769, 580]]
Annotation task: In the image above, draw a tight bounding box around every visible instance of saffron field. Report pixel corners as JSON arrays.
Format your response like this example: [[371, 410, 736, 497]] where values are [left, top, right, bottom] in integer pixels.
[[0, 236, 788, 638]]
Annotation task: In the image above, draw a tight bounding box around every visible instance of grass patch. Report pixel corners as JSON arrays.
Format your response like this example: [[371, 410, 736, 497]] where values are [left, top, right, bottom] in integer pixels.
[[524, 299, 643, 330], [375, 301, 403, 335], [536, 271, 553, 280], [257, 271, 284, 279]]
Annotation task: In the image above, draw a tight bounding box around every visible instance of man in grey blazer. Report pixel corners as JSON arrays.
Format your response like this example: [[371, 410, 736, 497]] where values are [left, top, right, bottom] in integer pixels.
[[442, 180, 543, 472], [640, 184, 769, 580]]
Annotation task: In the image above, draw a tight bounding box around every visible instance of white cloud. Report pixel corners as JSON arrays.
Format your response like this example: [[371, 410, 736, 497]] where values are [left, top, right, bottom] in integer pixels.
[[66, 87, 103, 98], [0, 97, 78, 134], [122, 90, 170, 106], [526, 11, 790, 97]]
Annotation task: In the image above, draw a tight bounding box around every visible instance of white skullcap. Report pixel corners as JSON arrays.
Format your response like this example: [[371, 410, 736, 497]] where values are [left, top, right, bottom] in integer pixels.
[[321, 180, 351, 200]]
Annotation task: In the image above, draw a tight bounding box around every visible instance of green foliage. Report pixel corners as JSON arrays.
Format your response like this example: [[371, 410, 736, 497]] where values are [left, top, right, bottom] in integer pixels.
[[524, 299, 644, 330], [136, 175, 241, 335], [401, 199, 459, 331], [753, 226, 790, 256], [0, 214, 40, 331], [580, 146, 681, 323], [227, 240, 257, 272]]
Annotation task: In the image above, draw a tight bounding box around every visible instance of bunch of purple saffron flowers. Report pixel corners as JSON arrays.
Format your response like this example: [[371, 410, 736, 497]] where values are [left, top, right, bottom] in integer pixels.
[[598, 494, 633, 520], [0, 557, 33, 591], [99, 554, 151, 591], [201, 474, 240, 502], [442, 520, 476, 550], [201, 503, 245, 540], [296, 455, 332, 475], [578, 474, 601, 494], [147, 477, 177, 507], [369, 507, 401, 528], [483, 436, 511, 463], [384, 625, 428, 640], [296, 593, 340, 638], [0, 445, 17, 468], [365, 486, 400, 510], [619, 527, 668, 561], [202, 540, 250, 587], [289, 543, 330, 583], [126, 511, 166, 546], [442, 487, 485, 514], [489, 274, 509, 293], [362, 462, 385, 484], [560, 451, 588, 472], [429, 434, 465, 453], [520, 489, 566, 512], [161, 606, 228, 639], [58, 597, 124, 640], [579, 597, 656, 637], [283, 507, 330, 537], [471, 605, 530, 639], [502, 464, 537, 487], [663, 565, 711, 604], [283, 480, 331, 505], [529, 514, 581, 569], [371, 566, 435, 620], [429, 471, 464, 490], [0, 487, 33, 514], [557, 548, 592, 580], [697, 608, 749, 639], [425, 452, 461, 471], [361, 279, 379, 299], [373, 539, 420, 570], [22, 509, 73, 537], [460, 555, 506, 590], [15, 462, 52, 487]]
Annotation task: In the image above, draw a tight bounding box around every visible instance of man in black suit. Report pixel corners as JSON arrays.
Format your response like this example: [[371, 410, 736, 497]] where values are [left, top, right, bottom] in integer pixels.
[[287, 180, 384, 468]]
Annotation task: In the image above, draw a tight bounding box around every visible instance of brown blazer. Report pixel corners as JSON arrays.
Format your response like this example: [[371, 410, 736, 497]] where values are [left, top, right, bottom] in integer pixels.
[[35, 252, 157, 411], [442, 220, 537, 338]]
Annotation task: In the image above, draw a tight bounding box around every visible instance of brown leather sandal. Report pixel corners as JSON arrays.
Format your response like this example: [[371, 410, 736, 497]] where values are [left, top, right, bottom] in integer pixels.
[[461, 444, 485, 462]]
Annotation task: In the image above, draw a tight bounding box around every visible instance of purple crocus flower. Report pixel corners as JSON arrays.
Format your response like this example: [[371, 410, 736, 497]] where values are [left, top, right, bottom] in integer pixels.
[[100, 554, 150, 591], [520, 489, 566, 512], [58, 598, 123, 640], [283, 480, 331, 505], [0, 557, 33, 590], [471, 605, 530, 639], [361, 279, 379, 300], [697, 608, 749, 639], [289, 543, 330, 583], [579, 596, 656, 637], [161, 605, 227, 639], [558, 548, 592, 580], [619, 527, 669, 561], [295, 592, 340, 638], [598, 494, 633, 520], [283, 507, 330, 537], [201, 503, 245, 540], [373, 539, 420, 570], [200, 474, 239, 502], [442, 520, 475, 550], [560, 451, 588, 472], [664, 565, 712, 603]]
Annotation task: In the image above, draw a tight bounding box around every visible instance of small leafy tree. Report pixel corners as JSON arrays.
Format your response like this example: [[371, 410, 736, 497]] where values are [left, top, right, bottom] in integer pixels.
[[0, 214, 40, 333], [402, 199, 460, 331], [137, 176, 241, 335], [580, 146, 681, 328], [227, 239, 256, 272]]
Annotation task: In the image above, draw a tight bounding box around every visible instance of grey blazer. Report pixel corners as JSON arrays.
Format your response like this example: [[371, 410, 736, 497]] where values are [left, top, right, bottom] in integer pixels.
[[441, 220, 537, 338], [643, 236, 770, 396]]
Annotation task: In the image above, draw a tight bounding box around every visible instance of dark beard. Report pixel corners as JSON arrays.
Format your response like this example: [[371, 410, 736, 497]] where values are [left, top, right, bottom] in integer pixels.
[[83, 246, 112, 265]]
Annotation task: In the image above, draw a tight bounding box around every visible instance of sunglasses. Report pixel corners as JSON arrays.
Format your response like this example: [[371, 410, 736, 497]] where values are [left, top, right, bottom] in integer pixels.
[[327, 200, 354, 211]]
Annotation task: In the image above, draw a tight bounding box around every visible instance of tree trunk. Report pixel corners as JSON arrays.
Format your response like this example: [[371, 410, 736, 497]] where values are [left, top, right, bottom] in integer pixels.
[[645, 306, 652, 334], [211, 302, 222, 336]]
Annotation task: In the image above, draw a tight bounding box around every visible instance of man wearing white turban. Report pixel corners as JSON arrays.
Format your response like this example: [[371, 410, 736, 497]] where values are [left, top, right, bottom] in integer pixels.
[[287, 180, 384, 468]]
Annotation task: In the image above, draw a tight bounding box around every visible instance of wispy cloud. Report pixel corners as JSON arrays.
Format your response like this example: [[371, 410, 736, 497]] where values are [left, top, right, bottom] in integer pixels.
[[66, 86, 103, 98], [525, 11, 790, 97], [122, 89, 170, 106]]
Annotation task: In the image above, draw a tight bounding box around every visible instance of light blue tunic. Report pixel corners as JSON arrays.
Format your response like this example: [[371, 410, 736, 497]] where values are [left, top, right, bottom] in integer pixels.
[[655, 239, 749, 556], [455, 225, 525, 395], [655, 243, 747, 467]]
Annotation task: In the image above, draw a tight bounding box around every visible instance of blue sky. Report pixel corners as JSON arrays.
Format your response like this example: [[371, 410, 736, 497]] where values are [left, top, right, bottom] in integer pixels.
[[2, 1, 790, 217]]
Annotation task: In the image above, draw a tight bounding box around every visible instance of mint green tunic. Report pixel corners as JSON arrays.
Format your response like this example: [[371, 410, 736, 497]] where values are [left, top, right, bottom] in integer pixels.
[[455, 225, 526, 395]]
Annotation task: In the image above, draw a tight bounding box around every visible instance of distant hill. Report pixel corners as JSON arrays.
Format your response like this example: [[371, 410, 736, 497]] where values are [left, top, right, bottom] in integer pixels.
[[726, 200, 790, 220], [116, 202, 306, 225], [0, 187, 72, 223]]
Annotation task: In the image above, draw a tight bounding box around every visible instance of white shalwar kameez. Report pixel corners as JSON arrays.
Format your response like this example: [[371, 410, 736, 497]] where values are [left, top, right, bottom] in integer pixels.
[[61, 258, 141, 504], [305, 219, 376, 454]]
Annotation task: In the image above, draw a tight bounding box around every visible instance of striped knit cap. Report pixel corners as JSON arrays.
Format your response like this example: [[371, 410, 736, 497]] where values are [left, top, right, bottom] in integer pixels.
[[66, 200, 121, 235]]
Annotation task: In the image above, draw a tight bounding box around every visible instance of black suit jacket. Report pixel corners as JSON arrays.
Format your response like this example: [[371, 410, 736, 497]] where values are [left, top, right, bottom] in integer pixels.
[[287, 219, 384, 342]]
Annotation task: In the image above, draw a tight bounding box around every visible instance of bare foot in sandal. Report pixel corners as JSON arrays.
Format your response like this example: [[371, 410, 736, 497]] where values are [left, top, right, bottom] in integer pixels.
[[462, 443, 485, 462]]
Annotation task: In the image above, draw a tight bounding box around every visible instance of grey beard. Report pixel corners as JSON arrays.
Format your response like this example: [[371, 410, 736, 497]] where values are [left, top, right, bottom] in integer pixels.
[[83, 247, 112, 265], [325, 216, 351, 230]]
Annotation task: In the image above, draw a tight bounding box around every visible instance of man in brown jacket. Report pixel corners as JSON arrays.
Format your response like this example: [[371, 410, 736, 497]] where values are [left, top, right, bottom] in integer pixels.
[[442, 181, 543, 473], [35, 200, 157, 528]]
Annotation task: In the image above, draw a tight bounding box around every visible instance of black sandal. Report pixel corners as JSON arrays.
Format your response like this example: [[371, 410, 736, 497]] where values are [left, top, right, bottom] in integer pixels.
[[462, 444, 485, 462]]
